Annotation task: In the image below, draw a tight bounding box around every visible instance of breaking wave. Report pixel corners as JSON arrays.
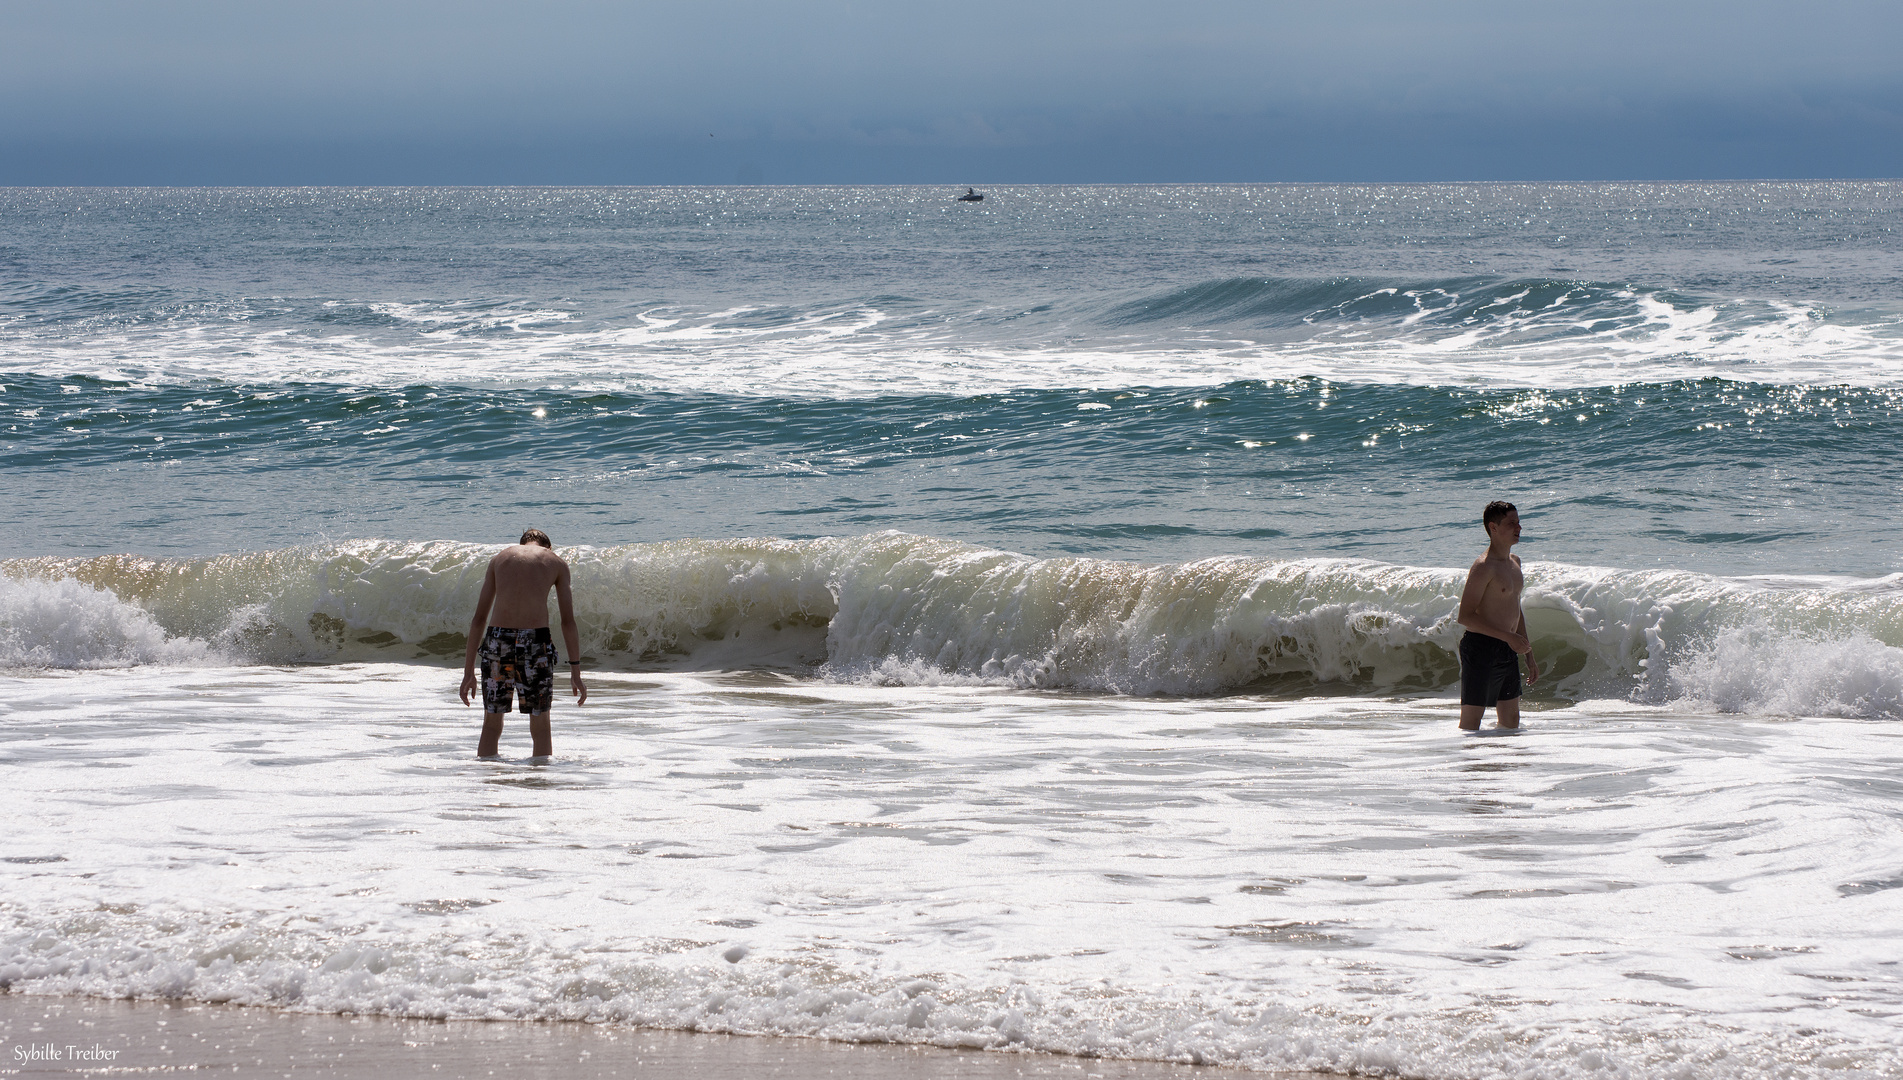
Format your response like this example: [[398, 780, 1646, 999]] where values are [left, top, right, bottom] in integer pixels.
[[6, 533, 1902, 717]]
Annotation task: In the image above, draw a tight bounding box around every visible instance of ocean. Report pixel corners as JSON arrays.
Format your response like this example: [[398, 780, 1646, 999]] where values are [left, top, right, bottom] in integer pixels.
[[2, 183, 1900, 1078]]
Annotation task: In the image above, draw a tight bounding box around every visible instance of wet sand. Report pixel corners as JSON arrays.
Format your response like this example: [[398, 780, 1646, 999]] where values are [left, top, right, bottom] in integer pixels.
[[0, 995, 1340, 1078]]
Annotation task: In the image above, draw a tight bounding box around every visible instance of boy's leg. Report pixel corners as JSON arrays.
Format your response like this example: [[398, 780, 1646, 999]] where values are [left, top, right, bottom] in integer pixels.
[[476, 636, 513, 758], [529, 712, 552, 759], [1456, 633, 1487, 730], [522, 632, 556, 761], [1494, 697, 1521, 729], [478, 712, 506, 757]]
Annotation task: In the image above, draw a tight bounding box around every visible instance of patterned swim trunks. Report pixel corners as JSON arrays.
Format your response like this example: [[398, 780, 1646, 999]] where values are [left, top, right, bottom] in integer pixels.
[[478, 626, 557, 715]]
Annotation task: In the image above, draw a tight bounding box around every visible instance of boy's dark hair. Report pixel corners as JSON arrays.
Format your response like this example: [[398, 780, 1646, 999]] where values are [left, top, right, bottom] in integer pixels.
[[1482, 501, 1517, 528], [520, 528, 553, 548]]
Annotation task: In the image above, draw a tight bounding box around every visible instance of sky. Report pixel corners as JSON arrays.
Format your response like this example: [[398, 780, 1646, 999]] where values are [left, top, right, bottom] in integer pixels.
[[2, 0, 1899, 184]]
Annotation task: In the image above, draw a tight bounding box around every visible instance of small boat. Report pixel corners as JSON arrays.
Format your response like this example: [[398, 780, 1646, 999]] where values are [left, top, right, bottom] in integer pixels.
[[956, 188, 984, 202]]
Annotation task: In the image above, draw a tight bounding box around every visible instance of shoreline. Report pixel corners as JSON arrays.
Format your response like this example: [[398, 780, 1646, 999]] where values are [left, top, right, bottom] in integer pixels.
[[0, 994, 1346, 1079]]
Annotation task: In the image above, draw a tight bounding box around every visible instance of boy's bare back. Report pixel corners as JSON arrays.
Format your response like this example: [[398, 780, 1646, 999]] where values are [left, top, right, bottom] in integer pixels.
[[459, 530, 586, 759], [483, 543, 571, 629]]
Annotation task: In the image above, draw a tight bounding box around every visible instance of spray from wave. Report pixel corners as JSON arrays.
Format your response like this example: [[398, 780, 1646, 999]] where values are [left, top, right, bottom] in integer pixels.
[[0, 576, 215, 668], [6, 533, 1901, 717]]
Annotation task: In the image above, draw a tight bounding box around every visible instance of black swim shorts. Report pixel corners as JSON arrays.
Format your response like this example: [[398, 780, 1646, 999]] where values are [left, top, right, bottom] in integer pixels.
[[478, 626, 557, 715], [1458, 631, 1523, 708]]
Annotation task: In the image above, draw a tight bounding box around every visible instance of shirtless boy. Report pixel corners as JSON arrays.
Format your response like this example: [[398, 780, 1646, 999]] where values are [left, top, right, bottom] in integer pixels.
[[1454, 501, 1539, 731], [459, 529, 586, 761]]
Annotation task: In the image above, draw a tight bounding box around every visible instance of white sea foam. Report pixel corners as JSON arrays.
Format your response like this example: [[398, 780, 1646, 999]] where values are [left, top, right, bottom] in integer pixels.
[[1, 666, 1898, 1079], [5, 287, 1900, 395], [0, 575, 214, 669], [1669, 626, 1903, 718], [6, 533, 1902, 716]]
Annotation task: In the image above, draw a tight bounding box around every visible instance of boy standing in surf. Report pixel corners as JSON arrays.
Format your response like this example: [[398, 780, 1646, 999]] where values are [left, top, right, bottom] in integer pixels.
[[459, 529, 586, 761], [1455, 501, 1539, 731]]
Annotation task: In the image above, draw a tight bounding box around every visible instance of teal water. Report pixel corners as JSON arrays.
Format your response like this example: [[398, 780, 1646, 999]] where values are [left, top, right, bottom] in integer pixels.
[[4, 182, 1902, 570], [7, 373, 1902, 575]]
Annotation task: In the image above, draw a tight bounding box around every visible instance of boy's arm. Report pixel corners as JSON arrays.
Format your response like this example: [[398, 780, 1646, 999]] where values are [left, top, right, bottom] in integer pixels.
[[1455, 562, 1529, 651], [460, 561, 498, 706], [554, 561, 587, 706]]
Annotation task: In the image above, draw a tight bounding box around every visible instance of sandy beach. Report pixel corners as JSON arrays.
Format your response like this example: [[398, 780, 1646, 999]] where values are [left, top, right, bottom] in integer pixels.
[[0, 995, 1344, 1079]]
